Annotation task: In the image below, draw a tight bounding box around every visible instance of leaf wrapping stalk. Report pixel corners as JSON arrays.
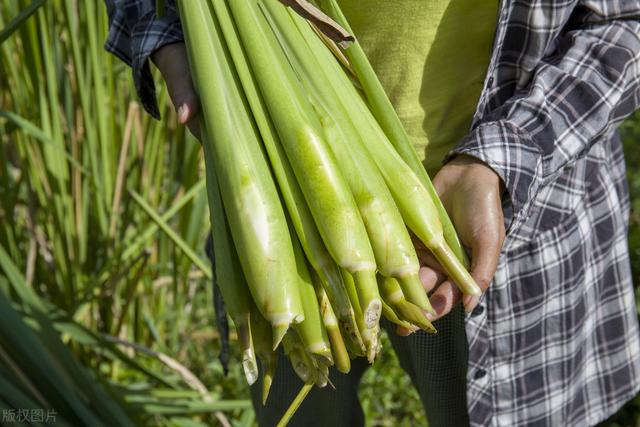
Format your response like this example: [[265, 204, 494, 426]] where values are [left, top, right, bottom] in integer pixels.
[[271, 4, 434, 312], [319, 0, 471, 268], [290, 234, 333, 362], [210, 0, 364, 349], [282, 332, 316, 384], [381, 300, 417, 331], [179, 0, 305, 337], [341, 269, 378, 361], [226, 0, 384, 336], [250, 305, 278, 404], [311, 272, 350, 373], [202, 129, 258, 384], [378, 276, 436, 334], [290, 11, 480, 296]]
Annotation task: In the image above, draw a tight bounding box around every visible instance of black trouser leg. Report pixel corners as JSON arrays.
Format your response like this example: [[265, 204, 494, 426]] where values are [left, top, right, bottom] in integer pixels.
[[385, 304, 469, 427], [249, 305, 469, 427], [250, 350, 370, 427]]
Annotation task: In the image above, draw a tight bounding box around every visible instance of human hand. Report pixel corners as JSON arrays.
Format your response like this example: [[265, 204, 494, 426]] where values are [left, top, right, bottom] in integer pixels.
[[408, 154, 505, 330], [152, 42, 201, 139]]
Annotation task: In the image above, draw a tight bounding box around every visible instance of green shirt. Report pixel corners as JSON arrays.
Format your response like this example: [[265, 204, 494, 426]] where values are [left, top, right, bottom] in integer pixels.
[[338, 0, 498, 176]]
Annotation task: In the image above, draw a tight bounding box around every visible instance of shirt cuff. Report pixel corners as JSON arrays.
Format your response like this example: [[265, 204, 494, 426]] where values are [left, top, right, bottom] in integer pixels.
[[130, 11, 183, 119], [447, 121, 544, 232]]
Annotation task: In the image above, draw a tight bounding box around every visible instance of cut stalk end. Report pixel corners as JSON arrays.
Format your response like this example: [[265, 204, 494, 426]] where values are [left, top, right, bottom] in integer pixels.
[[362, 298, 382, 330], [236, 320, 259, 384], [242, 351, 259, 386], [352, 270, 382, 329], [360, 323, 380, 363], [314, 364, 330, 388], [289, 349, 313, 384]]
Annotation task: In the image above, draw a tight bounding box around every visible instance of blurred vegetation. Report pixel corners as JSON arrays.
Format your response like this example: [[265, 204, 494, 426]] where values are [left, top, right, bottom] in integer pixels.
[[621, 112, 640, 283], [0, 1, 251, 425], [0, 1, 639, 426], [599, 113, 640, 427]]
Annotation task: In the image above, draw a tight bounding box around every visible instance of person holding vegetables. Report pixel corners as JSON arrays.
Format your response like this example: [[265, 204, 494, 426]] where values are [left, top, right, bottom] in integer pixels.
[[105, 0, 640, 426]]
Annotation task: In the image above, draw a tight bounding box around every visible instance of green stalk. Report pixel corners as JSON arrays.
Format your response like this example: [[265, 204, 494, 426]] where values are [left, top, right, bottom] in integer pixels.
[[293, 16, 480, 296], [226, 0, 382, 327], [340, 268, 365, 357], [268, 3, 432, 312], [0, 0, 45, 44], [319, 0, 469, 268], [209, 0, 361, 348], [128, 189, 211, 278], [276, 382, 314, 427], [202, 138, 250, 319], [357, 119, 479, 296], [37, 8, 75, 300], [178, 0, 304, 332], [250, 305, 277, 403], [311, 270, 350, 373], [202, 129, 257, 385], [120, 180, 205, 264], [261, 351, 278, 405], [86, 0, 114, 205], [341, 269, 376, 361], [291, 234, 332, 362]]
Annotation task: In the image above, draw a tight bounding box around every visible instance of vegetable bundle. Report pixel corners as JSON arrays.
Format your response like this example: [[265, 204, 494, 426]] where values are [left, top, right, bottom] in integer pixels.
[[178, 0, 480, 420]]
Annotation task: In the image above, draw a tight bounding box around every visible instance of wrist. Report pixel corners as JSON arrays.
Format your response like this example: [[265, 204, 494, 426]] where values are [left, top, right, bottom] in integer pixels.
[[446, 154, 505, 194]]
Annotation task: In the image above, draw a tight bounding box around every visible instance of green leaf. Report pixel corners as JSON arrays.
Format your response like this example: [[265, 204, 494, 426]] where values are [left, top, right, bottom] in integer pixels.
[[0, 0, 46, 45]]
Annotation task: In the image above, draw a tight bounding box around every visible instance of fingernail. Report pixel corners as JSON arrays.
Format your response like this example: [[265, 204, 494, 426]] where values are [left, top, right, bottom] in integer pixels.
[[465, 296, 479, 314], [430, 295, 446, 314], [177, 104, 188, 123], [397, 327, 414, 337]]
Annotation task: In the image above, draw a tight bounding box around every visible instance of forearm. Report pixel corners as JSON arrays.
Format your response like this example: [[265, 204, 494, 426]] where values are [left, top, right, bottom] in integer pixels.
[[104, 0, 184, 119]]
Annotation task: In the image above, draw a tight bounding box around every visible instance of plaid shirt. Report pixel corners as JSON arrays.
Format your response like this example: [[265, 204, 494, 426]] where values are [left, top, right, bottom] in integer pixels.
[[105, 1, 640, 426]]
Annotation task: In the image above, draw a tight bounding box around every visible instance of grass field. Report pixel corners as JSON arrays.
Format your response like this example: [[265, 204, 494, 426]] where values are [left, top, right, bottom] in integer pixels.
[[0, 2, 639, 426]]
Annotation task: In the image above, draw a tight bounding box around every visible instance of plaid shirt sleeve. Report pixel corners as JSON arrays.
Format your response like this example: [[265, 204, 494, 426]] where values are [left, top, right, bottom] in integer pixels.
[[452, 1, 640, 236], [104, 0, 183, 119]]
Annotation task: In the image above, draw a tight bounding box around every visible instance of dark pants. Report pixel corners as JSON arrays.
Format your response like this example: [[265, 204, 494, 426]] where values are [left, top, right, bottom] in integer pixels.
[[249, 305, 469, 427]]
